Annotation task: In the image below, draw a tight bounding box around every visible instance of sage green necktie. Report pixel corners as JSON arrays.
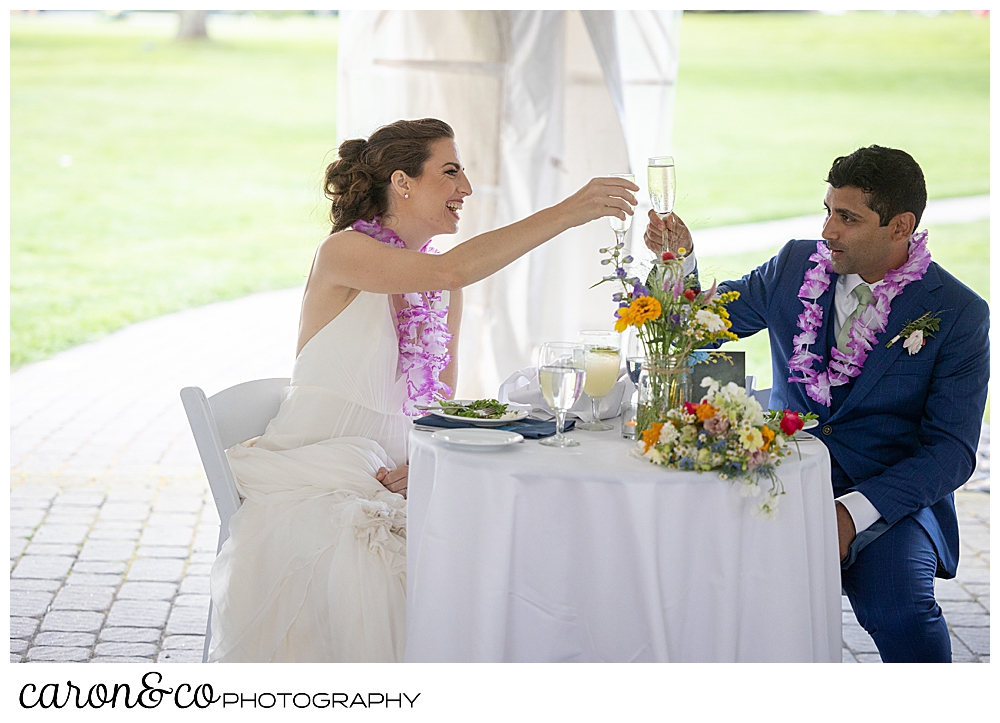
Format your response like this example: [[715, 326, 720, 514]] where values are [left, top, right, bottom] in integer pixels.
[[836, 283, 874, 354]]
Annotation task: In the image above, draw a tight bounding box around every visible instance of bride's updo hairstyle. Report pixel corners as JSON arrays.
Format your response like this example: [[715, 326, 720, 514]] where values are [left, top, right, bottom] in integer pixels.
[[325, 118, 455, 233]]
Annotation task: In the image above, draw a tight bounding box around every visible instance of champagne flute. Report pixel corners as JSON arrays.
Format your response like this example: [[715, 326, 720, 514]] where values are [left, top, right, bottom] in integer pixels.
[[647, 156, 676, 253], [538, 342, 586, 448], [578, 330, 621, 432], [608, 173, 635, 245]]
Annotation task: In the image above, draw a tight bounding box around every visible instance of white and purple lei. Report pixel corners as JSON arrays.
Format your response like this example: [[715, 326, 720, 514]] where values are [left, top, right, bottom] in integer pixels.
[[788, 230, 931, 406], [352, 218, 453, 417]]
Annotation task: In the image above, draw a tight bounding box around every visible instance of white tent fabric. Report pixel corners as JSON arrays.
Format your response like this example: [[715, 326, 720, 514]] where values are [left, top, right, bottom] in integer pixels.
[[338, 10, 682, 398]]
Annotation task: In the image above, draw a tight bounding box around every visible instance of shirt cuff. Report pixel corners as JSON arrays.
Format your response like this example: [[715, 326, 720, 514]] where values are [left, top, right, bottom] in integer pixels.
[[835, 491, 882, 534]]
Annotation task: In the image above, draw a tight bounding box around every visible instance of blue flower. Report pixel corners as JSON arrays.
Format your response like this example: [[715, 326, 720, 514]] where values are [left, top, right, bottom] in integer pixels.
[[615, 267, 627, 278], [612, 292, 624, 302], [632, 284, 650, 298], [622, 255, 634, 264], [711, 439, 727, 454], [678, 456, 695, 471], [689, 350, 710, 365], [600, 258, 611, 265]]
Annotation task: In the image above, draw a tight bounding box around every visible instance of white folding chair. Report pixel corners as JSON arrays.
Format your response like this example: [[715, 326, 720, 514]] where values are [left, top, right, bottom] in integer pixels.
[[180, 377, 289, 662]]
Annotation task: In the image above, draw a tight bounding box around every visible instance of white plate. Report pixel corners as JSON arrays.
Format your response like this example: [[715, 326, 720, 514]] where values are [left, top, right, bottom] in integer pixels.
[[429, 401, 529, 427], [430, 428, 524, 448], [803, 419, 818, 430]]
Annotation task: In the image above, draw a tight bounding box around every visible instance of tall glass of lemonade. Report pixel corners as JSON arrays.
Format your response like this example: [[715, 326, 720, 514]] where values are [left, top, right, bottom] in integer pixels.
[[578, 330, 621, 431]]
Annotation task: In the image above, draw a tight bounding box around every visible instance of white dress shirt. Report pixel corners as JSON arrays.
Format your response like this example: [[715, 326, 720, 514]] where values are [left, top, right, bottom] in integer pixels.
[[830, 274, 883, 534]]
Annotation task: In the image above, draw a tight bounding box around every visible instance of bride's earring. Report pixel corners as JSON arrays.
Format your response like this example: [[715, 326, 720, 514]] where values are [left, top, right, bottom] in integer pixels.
[[404, 193, 409, 199]]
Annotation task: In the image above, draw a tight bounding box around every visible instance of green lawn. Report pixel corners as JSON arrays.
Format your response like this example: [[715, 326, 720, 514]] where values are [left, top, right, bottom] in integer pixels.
[[11, 15, 339, 368], [9, 11, 989, 371], [672, 11, 989, 228]]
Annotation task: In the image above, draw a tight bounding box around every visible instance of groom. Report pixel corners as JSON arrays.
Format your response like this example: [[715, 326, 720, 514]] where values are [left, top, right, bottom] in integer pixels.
[[644, 145, 989, 662]]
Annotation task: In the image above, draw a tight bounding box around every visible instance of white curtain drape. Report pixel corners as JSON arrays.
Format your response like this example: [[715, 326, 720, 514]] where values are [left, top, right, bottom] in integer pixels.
[[338, 10, 681, 398]]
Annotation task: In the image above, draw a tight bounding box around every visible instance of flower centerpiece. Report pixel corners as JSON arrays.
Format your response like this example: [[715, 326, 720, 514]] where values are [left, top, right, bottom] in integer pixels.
[[632, 377, 816, 518], [595, 240, 740, 433]]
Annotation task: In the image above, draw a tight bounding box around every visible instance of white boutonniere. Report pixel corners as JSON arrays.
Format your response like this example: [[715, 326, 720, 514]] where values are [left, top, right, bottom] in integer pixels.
[[886, 311, 943, 354]]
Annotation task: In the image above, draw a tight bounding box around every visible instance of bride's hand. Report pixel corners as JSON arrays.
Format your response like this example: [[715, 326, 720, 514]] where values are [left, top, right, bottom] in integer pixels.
[[559, 176, 639, 228], [376, 465, 408, 499]]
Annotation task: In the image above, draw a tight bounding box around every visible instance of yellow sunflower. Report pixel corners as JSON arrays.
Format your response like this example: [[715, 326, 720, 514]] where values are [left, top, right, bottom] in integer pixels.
[[631, 296, 662, 326]]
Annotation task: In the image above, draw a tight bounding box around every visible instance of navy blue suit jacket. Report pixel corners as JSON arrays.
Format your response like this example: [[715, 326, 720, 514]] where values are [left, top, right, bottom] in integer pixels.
[[719, 239, 990, 577]]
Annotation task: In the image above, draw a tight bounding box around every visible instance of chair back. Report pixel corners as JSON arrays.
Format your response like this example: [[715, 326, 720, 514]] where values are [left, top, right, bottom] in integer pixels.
[[752, 387, 771, 409], [180, 378, 289, 546], [180, 377, 289, 663]]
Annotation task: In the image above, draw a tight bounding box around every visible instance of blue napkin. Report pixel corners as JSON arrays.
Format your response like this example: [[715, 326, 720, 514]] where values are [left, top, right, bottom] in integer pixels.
[[413, 414, 575, 440]]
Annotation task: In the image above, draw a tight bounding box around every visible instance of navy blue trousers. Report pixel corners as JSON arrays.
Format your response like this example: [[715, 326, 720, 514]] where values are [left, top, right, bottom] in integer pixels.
[[841, 516, 951, 662]]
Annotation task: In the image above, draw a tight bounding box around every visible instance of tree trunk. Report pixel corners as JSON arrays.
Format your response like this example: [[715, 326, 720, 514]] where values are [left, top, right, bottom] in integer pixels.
[[176, 10, 208, 40]]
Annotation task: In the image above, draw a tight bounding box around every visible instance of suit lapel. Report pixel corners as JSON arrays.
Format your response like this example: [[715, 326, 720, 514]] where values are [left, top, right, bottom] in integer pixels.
[[831, 265, 943, 420]]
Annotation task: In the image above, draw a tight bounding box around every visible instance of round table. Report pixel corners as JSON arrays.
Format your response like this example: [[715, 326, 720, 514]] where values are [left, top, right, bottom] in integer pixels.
[[405, 426, 842, 662]]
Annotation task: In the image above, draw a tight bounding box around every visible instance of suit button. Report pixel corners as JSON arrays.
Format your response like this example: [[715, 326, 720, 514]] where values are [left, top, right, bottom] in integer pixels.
[[822, 425, 833, 436]]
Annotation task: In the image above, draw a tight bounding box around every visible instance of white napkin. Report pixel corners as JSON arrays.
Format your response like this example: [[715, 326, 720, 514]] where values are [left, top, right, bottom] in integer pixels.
[[497, 366, 627, 422]]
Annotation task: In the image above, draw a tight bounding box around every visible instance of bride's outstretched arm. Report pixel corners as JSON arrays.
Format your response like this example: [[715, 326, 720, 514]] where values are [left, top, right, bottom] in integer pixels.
[[317, 177, 639, 295]]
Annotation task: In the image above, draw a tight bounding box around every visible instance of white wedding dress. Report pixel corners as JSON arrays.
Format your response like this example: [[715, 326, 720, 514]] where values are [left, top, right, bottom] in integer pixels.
[[209, 291, 410, 662]]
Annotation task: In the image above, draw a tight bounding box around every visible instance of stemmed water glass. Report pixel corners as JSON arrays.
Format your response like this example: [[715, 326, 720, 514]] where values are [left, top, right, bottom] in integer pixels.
[[577, 330, 621, 432], [537, 342, 586, 448], [647, 156, 676, 253]]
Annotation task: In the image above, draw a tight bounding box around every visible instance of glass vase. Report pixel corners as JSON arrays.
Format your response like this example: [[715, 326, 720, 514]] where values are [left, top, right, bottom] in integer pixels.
[[636, 354, 691, 437]]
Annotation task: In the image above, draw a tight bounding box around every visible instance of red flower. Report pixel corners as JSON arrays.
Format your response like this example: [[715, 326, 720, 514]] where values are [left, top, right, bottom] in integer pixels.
[[662, 251, 676, 261], [780, 410, 805, 436], [683, 401, 698, 416], [683, 289, 697, 301]]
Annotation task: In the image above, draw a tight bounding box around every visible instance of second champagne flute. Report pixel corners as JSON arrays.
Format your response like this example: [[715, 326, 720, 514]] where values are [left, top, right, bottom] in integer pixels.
[[608, 173, 635, 244], [538, 342, 586, 448]]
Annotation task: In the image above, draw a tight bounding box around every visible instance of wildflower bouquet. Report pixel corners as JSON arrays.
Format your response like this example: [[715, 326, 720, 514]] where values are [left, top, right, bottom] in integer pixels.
[[595, 241, 741, 433], [633, 377, 815, 519], [595, 243, 740, 360]]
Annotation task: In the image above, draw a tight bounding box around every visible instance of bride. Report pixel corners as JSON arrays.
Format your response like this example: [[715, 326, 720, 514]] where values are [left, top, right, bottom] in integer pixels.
[[208, 118, 638, 662]]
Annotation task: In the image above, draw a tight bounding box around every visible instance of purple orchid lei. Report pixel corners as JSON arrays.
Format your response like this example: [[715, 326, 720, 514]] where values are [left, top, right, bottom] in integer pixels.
[[788, 230, 931, 406], [352, 218, 453, 416]]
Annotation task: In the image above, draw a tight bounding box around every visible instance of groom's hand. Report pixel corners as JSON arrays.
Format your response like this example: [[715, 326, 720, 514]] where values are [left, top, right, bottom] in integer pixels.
[[376, 465, 408, 499], [836, 501, 857, 562], [643, 209, 693, 257]]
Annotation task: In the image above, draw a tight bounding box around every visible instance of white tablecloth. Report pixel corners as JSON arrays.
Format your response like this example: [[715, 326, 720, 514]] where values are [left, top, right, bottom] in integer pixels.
[[405, 427, 842, 662]]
